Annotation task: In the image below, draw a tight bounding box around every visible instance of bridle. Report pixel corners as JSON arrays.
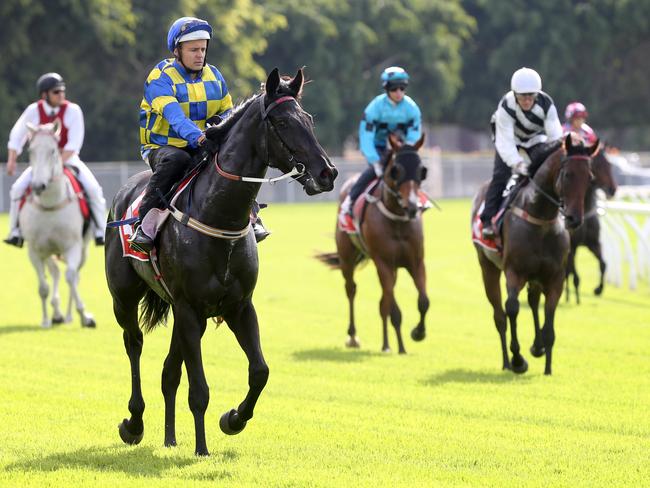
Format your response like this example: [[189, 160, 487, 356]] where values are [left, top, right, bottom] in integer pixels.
[[214, 94, 307, 183], [370, 150, 424, 222]]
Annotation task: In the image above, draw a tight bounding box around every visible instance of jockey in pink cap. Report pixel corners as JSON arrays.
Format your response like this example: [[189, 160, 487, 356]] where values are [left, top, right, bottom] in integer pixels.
[[563, 102, 598, 146]]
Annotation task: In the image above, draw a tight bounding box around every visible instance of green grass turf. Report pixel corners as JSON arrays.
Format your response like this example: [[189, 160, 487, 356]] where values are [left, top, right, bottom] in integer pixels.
[[0, 201, 648, 487]]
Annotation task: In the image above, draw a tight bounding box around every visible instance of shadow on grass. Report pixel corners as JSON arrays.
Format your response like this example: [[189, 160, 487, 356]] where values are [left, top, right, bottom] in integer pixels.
[[5, 445, 238, 481], [292, 347, 382, 363], [0, 324, 43, 336], [423, 368, 534, 386]]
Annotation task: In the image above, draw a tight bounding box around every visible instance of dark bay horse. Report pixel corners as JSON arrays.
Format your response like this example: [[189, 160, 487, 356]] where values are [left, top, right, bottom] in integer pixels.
[[472, 134, 599, 375], [565, 145, 617, 303], [318, 135, 429, 354], [105, 68, 337, 456]]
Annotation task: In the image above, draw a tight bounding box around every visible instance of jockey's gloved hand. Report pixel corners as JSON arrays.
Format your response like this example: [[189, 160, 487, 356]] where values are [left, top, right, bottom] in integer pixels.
[[372, 163, 383, 177], [513, 161, 529, 176], [199, 136, 219, 159], [206, 114, 223, 127], [205, 125, 220, 142]]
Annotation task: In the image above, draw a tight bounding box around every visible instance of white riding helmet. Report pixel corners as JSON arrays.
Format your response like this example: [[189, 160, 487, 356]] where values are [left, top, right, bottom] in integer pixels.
[[511, 67, 542, 94]]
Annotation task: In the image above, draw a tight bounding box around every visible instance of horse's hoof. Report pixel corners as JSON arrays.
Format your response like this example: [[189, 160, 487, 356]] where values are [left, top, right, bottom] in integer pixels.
[[219, 409, 247, 436], [118, 419, 143, 445], [511, 357, 529, 375], [345, 336, 360, 348], [530, 345, 545, 358], [41, 320, 52, 329], [83, 316, 96, 328], [195, 449, 210, 457], [65, 314, 73, 323], [410, 327, 425, 342], [164, 439, 177, 448], [52, 315, 65, 325], [381, 347, 391, 354], [594, 286, 603, 296]]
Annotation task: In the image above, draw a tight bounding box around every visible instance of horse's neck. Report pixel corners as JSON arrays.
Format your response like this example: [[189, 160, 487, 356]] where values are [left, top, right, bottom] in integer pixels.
[[585, 184, 598, 211], [196, 107, 265, 229], [520, 153, 562, 220]]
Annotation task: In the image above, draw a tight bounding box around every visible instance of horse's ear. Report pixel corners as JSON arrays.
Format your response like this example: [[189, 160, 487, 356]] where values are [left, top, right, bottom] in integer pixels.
[[564, 133, 573, 153], [413, 133, 425, 151], [589, 138, 601, 156], [388, 133, 403, 150], [265, 68, 281, 95], [288, 68, 304, 95]]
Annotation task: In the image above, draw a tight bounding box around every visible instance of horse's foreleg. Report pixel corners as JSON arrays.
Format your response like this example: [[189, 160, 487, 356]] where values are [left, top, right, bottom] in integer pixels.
[[505, 271, 528, 374], [27, 247, 51, 328], [174, 301, 210, 456], [478, 253, 509, 370], [587, 240, 606, 296], [64, 244, 95, 328], [408, 260, 429, 342], [222, 301, 269, 435], [161, 323, 183, 447], [528, 283, 544, 358], [45, 257, 65, 324], [115, 299, 146, 446], [542, 278, 563, 375], [375, 261, 401, 353]]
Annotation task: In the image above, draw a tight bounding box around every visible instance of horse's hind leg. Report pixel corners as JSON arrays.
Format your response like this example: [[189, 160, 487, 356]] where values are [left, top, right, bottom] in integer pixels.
[[375, 260, 403, 353], [408, 260, 429, 342], [478, 252, 509, 370], [45, 257, 65, 324], [174, 301, 210, 456], [27, 247, 51, 328], [337, 232, 360, 348], [161, 323, 183, 447], [528, 283, 545, 357], [106, 242, 147, 446], [115, 297, 146, 445], [565, 246, 580, 304], [222, 301, 269, 438], [64, 244, 95, 328]]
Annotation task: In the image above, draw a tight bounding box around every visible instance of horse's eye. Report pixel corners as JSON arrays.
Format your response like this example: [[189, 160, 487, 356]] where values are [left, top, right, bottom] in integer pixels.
[[276, 120, 288, 129]]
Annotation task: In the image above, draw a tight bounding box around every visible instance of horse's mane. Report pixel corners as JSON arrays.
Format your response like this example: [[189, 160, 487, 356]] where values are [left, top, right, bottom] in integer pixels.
[[207, 77, 304, 143]]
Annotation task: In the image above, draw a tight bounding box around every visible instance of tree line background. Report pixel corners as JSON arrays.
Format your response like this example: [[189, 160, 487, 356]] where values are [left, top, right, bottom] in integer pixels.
[[2, 0, 649, 162]]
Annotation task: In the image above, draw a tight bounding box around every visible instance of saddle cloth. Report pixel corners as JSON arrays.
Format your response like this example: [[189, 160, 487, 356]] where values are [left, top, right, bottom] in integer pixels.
[[472, 201, 499, 252], [118, 170, 199, 261], [337, 179, 433, 235]]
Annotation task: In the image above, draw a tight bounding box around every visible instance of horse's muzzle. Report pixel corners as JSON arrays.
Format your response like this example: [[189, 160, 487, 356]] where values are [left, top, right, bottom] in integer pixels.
[[302, 159, 337, 195]]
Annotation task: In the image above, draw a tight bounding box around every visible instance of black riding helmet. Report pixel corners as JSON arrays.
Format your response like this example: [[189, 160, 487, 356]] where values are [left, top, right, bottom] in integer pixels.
[[37, 73, 65, 95]]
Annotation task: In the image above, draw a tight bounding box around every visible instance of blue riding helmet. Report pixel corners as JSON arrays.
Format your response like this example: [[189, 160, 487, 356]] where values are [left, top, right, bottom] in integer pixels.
[[381, 67, 409, 88], [167, 17, 213, 53]]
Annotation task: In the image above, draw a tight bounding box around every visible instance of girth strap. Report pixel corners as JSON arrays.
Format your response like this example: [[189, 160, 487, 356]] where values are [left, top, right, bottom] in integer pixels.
[[511, 206, 558, 226]]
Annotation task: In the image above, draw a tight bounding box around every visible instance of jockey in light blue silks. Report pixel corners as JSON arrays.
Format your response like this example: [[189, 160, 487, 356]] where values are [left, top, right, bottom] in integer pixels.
[[340, 67, 422, 226]]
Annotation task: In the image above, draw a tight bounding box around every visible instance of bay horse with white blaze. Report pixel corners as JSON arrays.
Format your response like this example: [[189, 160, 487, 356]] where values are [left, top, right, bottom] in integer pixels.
[[19, 121, 96, 329], [472, 134, 599, 375], [318, 135, 429, 354], [105, 68, 337, 456]]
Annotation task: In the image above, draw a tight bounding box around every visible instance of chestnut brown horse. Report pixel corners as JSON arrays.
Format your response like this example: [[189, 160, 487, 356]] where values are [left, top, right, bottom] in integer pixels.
[[472, 135, 599, 375], [565, 145, 618, 303], [318, 135, 429, 354]]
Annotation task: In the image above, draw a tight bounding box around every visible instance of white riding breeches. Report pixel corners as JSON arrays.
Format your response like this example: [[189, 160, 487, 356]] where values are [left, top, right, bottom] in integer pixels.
[[7, 157, 106, 238]]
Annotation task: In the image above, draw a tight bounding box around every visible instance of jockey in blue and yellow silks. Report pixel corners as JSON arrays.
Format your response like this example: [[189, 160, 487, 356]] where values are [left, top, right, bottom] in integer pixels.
[[340, 67, 422, 228], [130, 16, 240, 253]]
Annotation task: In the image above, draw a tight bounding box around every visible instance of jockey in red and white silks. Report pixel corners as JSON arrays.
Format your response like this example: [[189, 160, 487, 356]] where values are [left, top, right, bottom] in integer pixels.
[[5, 73, 106, 247], [562, 101, 598, 146]]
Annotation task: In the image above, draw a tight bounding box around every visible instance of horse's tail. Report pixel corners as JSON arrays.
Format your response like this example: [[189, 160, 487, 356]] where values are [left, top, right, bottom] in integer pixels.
[[315, 252, 341, 269], [139, 289, 170, 333]]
